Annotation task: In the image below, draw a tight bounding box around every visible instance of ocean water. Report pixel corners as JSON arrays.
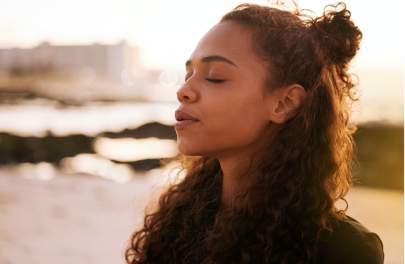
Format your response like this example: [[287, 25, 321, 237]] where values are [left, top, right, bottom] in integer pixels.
[[0, 96, 402, 139], [0, 99, 179, 137]]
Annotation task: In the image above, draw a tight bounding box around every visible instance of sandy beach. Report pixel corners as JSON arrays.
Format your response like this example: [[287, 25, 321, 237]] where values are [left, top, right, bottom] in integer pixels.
[[0, 166, 402, 264]]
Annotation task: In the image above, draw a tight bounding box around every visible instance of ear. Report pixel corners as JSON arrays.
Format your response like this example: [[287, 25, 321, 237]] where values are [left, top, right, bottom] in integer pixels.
[[266, 84, 307, 124]]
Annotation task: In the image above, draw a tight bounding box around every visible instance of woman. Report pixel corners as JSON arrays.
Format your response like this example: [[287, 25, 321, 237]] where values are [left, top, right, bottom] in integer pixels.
[[125, 2, 384, 263]]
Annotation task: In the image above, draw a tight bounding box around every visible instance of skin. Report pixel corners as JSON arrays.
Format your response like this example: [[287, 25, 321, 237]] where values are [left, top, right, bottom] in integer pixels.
[[175, 21, 307, 207]]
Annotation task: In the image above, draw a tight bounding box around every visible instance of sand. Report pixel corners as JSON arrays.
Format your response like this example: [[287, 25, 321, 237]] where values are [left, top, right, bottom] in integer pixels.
[[0, 167, 402, 264]]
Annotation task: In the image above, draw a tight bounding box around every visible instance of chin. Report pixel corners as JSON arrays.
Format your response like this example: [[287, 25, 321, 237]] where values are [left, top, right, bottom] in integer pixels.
[[177, 142, 204, 156], [177, 147, 201, 156]]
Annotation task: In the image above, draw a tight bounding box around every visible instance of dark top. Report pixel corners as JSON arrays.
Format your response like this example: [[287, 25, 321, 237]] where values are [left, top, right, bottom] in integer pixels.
[[315, 214, 384, 264]]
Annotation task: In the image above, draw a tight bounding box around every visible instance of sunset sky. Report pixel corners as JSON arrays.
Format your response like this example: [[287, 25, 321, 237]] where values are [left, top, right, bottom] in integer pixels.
[[0, 0, 403, 123], [0, 0, 403, 68]]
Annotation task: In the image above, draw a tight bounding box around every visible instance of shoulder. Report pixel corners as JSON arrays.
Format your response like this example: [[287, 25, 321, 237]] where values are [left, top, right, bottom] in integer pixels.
[[316, 214, 384, 264]]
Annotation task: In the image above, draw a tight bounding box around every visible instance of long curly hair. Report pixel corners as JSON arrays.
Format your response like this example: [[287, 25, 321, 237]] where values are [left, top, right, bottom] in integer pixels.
[[125, 2, 362, 263]]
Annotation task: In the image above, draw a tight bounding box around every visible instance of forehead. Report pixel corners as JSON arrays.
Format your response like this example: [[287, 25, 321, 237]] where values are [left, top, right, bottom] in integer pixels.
[[189, 21, 266, 71]]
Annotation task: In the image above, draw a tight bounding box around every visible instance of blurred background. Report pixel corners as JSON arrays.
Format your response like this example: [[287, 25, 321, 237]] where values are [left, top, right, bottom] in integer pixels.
[[0, 0, 403, 263]]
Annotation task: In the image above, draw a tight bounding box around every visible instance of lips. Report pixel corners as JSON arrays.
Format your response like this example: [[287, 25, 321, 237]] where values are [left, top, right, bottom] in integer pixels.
[[175, 110, 200, 122], [174, 110, 200, 130]]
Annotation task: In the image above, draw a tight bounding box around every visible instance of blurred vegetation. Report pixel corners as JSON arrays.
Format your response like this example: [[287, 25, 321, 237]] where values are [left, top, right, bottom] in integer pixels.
[[353, 123, 403, 190], [0, 122, 403, 189]]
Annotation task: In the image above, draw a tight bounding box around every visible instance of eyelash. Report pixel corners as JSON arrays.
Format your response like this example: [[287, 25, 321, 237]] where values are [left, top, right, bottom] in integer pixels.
[[205, 78, 226, 84], [184, 75, 226, 84]]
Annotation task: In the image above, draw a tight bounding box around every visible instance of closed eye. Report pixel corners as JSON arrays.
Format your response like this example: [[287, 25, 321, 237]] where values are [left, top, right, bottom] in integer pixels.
[[206, 78, 226, 84]]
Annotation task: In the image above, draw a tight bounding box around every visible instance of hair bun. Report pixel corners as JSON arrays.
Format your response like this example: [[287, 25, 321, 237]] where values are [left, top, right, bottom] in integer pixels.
[[309, 2, 362, 66]]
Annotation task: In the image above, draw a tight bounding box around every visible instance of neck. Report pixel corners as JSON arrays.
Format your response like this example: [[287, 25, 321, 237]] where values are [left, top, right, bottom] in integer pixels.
[[217, 150, 256, 208], [216, 126, 278, 208]]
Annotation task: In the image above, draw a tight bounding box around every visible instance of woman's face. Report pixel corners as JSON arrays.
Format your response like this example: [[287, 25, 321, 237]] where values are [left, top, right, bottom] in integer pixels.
[[175, 21, 273, 158]]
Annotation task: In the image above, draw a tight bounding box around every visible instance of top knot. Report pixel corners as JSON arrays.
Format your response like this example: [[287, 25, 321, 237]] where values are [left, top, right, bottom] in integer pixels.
[[309, 2, 362, 66]]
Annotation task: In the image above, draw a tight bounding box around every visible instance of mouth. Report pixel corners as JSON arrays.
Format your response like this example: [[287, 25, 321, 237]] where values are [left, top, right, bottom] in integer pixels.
[[174, 119, 200, 130], [174, 110, 200, 130], [175, 110, 200, 122], [176, 119, 199, 124]]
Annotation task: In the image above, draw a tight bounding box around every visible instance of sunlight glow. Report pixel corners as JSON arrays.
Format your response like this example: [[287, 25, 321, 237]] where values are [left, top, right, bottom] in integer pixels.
[[60, 153, 133, 183], [93, 137, 178, 161]]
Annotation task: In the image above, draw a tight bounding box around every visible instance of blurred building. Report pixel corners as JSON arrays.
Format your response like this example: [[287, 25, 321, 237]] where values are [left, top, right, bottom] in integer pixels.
[[0, 40, 182, 102], [0, 40, 141, 82]]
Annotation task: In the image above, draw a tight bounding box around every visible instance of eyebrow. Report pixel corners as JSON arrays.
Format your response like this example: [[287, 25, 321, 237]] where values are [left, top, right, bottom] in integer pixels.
[[185, 55, 238, 68]]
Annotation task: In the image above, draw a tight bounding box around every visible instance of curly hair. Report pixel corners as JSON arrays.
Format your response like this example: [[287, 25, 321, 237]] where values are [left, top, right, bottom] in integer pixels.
[[125, 2, 362, 263]]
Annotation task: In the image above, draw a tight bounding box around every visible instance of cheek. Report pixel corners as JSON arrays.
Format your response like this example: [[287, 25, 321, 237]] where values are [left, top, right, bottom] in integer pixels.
[[208, 107, 266, 146], [175, 85, 268, 155], [201, 94, 268, 151]]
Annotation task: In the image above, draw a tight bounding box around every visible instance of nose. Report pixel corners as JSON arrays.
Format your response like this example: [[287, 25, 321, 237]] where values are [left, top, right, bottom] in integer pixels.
[[176, 83, 198, 103]]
